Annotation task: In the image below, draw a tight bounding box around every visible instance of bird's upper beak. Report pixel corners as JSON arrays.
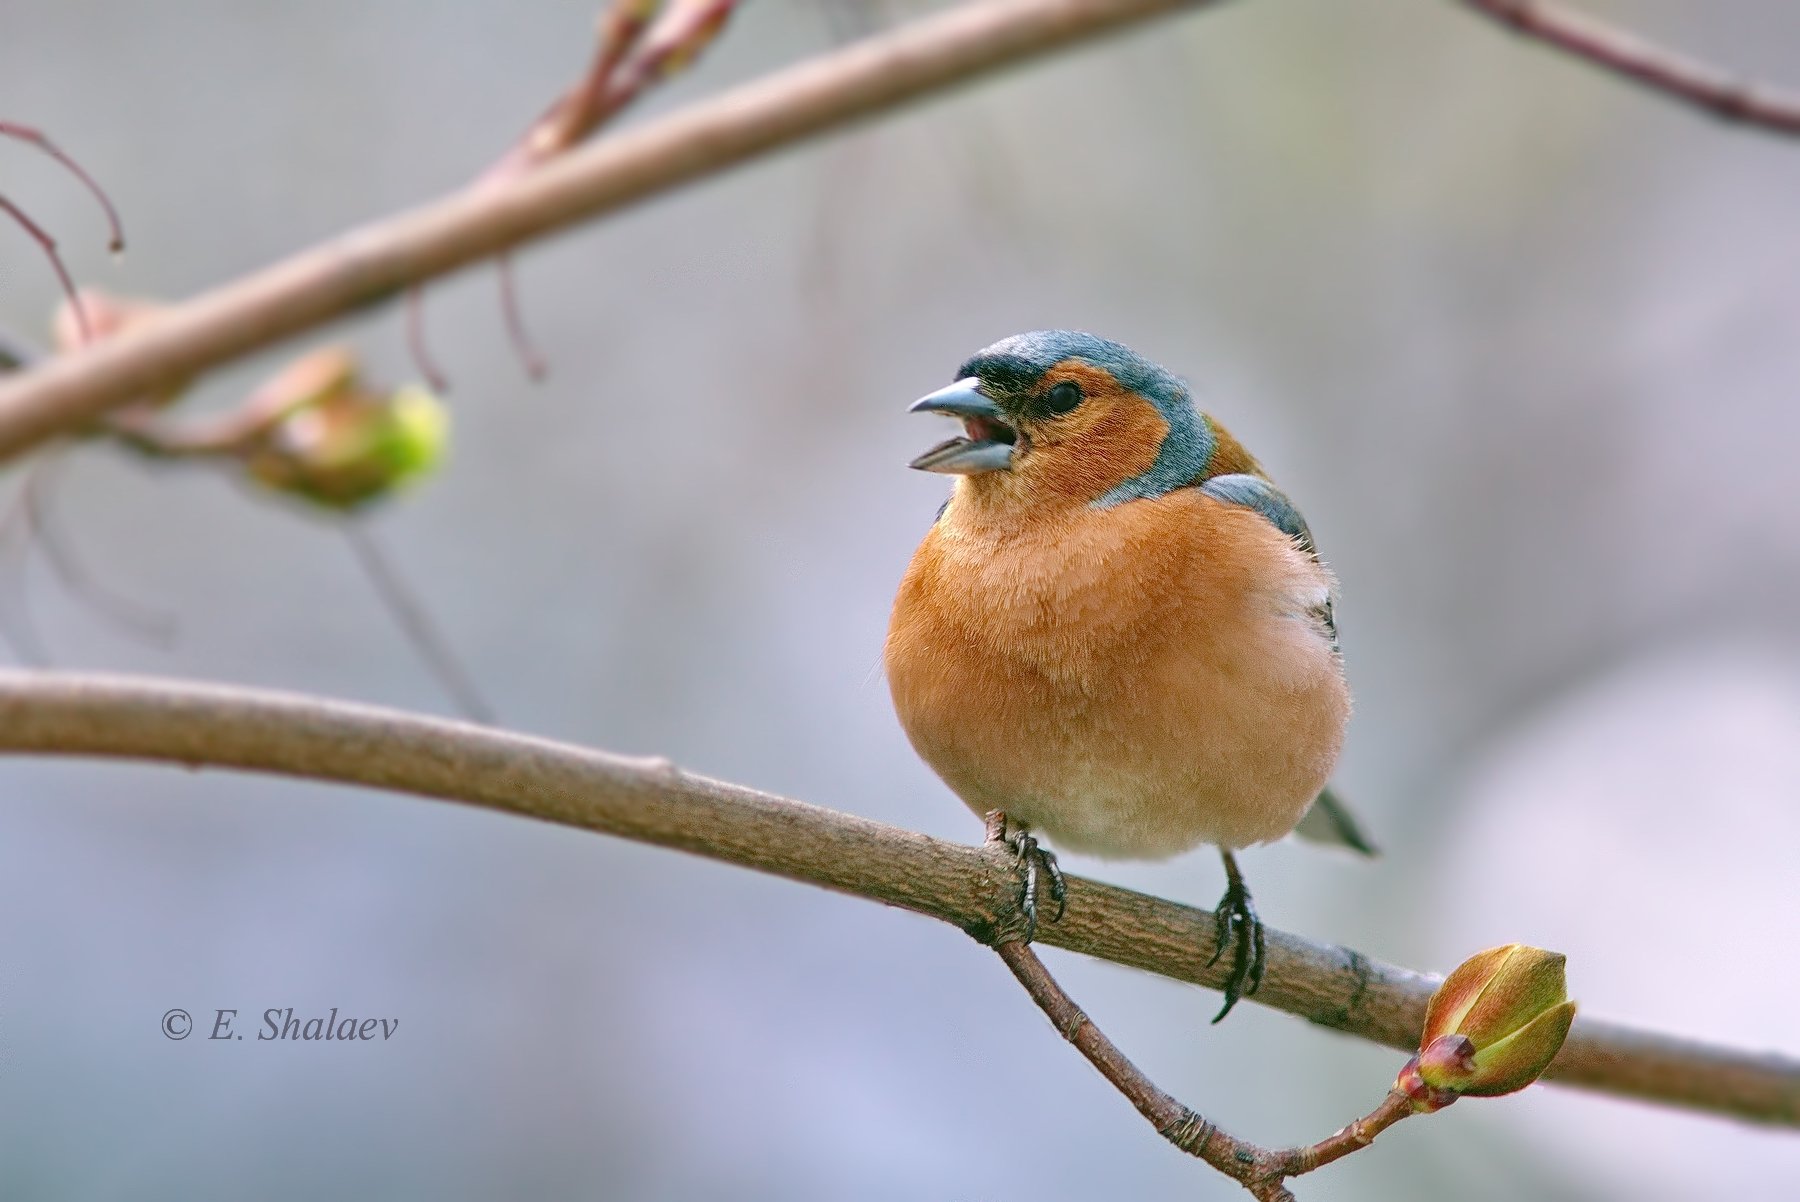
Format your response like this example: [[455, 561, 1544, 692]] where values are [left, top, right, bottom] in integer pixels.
[[906, 377, 1017, 474]]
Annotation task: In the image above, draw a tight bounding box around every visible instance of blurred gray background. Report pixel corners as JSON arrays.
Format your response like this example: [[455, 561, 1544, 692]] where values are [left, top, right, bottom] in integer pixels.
[[3, 0, 1799, 1198]]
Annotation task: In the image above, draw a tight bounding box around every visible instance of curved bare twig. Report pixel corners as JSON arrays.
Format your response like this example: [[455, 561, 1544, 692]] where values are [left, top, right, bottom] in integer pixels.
[[995, 936, 1416, 1201]]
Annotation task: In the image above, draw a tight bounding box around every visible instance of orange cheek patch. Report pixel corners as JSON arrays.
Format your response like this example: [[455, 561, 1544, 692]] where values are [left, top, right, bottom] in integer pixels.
[[1091, 395, 1169, 479], [1014, 365, 1171, 506]]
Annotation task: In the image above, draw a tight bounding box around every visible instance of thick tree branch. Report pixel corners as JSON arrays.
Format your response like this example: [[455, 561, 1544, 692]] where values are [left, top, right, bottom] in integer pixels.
[[0, 0, 1232, 465], [1459, 0, 1800, 133], [0, 669, 1794, 1127]]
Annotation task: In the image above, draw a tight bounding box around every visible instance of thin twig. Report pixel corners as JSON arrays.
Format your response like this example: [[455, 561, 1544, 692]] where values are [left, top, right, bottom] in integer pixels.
[[404, 287, 449, 394], [0, 492, 50, 665], [0, 0, 1236, 465], [0, 669, 1792, 1127], [486, 0, 666, 182], [418, 0, 740, 383], [342, 523, 496, 724], [992, 939, 1288, 1198], [103, 348, 341, 459], [486, 0, 739, 186], [0, 195, 92, 344], [0, 120, 127, 252], [0, 339, 178, 644], [594, 0, 742, 127], [494, 254, 547, 380], [1458, 0, 1800, 134], [994, 937, 1417, 1199], [21, 452, 178, 645], [983, 810, 1417, 1200], [1284, 1090, 1414, 1177]]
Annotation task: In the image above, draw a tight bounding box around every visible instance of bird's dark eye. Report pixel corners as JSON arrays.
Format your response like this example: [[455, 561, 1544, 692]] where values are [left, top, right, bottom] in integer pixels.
[[1044, 380, 1083, 415]]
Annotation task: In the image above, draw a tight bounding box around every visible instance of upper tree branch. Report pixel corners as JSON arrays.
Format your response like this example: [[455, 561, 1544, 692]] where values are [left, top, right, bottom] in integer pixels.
[[1459, 0, 1800, 133], [6, 0, 1800, 463], [0, 669, 1793, 1128], [0, 0, 1231, 465]]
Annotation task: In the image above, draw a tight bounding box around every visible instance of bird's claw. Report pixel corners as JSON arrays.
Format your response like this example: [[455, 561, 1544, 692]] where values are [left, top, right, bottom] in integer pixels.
[[986, 813, 1066, 942], [1205, 872, 1265, 1023]]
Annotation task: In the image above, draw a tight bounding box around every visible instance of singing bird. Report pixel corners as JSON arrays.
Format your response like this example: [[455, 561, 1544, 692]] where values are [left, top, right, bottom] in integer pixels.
[[885, 331, 1370, 1020]]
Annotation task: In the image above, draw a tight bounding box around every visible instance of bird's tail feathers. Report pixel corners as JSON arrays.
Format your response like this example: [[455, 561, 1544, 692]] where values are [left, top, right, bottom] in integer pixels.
[[1292, 784, 1378, 857]]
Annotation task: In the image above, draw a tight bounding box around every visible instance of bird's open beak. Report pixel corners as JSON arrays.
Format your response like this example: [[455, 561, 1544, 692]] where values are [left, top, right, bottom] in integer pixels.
[[906, 377, 1017, 474]]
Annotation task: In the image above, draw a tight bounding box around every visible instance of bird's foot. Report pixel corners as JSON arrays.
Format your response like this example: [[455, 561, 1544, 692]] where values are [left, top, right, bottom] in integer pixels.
[[1204, 853, 1266, 1024], [984, 810, 1066, 942]]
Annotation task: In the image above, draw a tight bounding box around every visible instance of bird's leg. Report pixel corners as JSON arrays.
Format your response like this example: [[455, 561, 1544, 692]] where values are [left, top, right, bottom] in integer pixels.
[[1204, 849, 1266, 1023], [982, 810, 1067, 942]]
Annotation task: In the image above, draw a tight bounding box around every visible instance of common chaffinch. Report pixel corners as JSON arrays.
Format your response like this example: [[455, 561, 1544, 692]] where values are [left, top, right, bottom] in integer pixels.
[[885, 331, 1370, 1021]]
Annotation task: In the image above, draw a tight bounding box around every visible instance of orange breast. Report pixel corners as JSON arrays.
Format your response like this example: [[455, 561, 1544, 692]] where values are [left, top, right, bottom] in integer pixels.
[[884, 488, 1349, 857]]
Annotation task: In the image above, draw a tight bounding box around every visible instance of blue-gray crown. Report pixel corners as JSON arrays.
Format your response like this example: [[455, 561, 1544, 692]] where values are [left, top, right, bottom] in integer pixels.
[[956, 330, 1188, 418]]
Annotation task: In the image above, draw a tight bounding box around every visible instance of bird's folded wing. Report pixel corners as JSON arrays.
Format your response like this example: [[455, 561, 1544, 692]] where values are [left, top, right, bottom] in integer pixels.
[[1194, 472, 1336, 648], [1193, 475, 1371, 854]]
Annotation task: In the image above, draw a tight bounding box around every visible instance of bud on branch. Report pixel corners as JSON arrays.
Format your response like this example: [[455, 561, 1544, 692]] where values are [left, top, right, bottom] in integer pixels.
[[1396, 944, 1577, 1112]]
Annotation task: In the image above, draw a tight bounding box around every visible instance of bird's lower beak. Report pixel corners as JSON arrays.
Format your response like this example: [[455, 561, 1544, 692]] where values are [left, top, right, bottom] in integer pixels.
[[906, 377, 1016, 474]]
